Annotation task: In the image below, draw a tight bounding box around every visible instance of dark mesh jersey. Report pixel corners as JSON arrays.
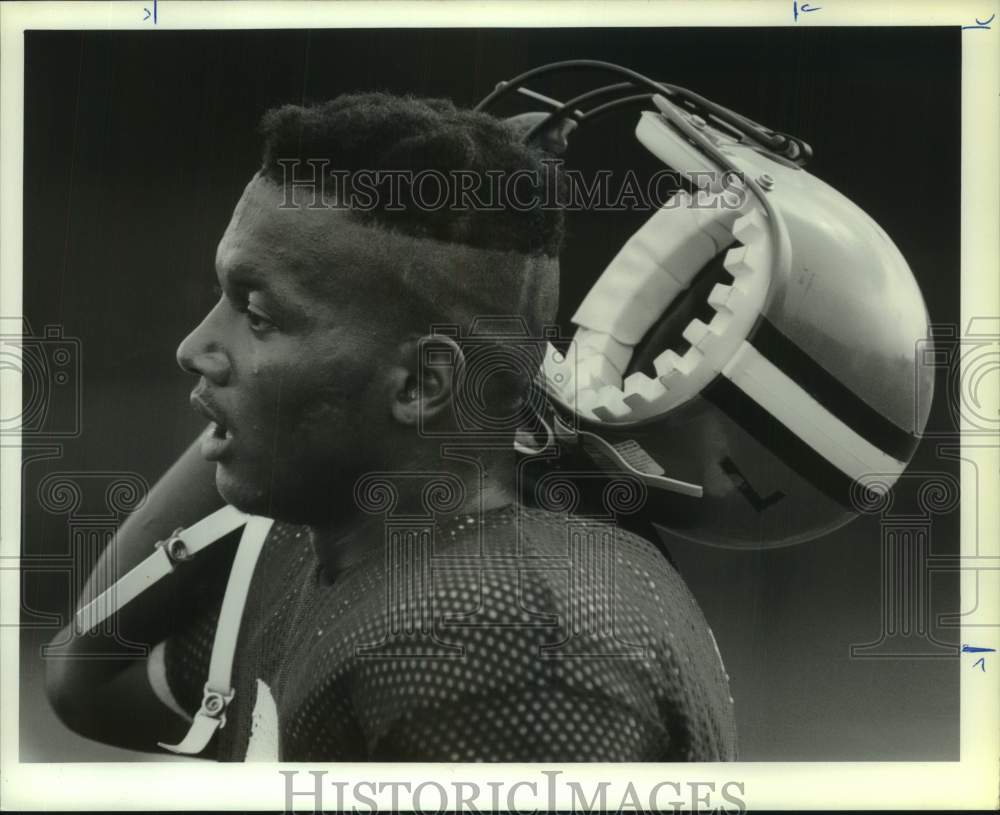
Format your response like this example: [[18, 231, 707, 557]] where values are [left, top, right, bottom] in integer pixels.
[[158, 503, 738, 761]]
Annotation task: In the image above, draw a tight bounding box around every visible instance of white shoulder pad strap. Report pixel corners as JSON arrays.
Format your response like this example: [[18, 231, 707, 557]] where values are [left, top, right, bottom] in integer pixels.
[[159, 515, 274, 755], [75, 505, 249, 634]]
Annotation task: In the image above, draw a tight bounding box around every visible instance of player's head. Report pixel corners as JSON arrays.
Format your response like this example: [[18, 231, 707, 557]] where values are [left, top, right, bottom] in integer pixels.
[[176, 92, 564, 524]]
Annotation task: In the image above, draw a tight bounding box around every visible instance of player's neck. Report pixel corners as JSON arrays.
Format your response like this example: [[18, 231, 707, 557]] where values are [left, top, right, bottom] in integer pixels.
[[308, 451, 518, 581]]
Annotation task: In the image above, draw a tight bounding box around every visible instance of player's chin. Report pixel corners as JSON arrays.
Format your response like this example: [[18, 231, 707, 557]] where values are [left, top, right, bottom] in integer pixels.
[[213, 464, 273, 517], [214, 462, 326, 524]]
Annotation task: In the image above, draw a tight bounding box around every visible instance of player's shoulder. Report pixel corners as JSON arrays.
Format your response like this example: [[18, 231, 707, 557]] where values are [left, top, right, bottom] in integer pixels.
[[276, 505, 735, 759], [484, 503, 737, 759], [461, 503, 697, 614]]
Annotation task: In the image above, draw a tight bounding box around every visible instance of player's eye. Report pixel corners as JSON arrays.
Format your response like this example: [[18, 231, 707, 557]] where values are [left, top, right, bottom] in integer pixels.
[[245, 305, 277, 335], [211, 281, 277, 335]]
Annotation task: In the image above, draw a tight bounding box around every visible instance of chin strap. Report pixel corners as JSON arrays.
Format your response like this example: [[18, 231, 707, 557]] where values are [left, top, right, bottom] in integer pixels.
[[551, 413, 703, 497], [73, 505, 273, 757]]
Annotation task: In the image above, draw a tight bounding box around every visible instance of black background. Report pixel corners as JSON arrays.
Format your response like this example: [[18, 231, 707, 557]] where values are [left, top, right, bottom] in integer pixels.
[[20, 27, 961, 761]]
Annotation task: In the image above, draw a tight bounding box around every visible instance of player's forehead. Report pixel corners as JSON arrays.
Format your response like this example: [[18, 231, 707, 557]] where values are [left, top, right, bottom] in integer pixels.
[[214, 175, 386, 300], [214, 173, 559, 327]]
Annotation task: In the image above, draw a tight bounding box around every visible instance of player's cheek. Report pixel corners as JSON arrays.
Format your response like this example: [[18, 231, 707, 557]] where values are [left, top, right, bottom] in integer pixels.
[[287, 379, 362, 442]]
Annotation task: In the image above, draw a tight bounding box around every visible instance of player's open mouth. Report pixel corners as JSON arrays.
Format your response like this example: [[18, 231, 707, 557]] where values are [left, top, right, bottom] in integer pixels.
[[200, 421, 233, 461], [190, 391, 235, 461]]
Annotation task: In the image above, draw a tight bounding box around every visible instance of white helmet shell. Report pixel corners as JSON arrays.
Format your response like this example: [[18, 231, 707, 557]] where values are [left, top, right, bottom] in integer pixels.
[[544, 97, 934, 548]]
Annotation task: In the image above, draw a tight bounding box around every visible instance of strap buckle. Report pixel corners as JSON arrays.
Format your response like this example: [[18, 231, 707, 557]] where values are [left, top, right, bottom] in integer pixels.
[[157, 685, 235, 755], [198, 685, 236, 728], [155, 527, 190, 563]]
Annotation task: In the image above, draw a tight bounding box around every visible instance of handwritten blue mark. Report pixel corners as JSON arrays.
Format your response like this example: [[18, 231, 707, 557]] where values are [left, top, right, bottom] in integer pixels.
[[143, 0, 158, 24], [793, 1, 822, 21], [962, 13, 994, 29], [963, 645, 994, 672]]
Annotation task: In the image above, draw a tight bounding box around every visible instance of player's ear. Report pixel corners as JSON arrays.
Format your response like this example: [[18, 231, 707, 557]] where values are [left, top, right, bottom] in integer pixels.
[[388, 334, 463, 427]]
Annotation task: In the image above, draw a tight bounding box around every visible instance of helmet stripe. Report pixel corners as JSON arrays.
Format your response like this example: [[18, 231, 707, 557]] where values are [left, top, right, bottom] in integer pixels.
[[750, 317, 920, 461], [723, 340, 907, 482], [702, 375, 877, 511]]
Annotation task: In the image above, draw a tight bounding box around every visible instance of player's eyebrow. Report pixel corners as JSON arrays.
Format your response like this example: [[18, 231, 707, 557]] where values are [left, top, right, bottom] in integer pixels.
[[216, 258, 311, 326], [219, 260, 268, 289]]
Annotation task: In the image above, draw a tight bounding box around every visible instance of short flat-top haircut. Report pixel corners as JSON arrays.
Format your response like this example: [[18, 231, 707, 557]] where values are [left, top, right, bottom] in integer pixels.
[[258, 92, 565, 258]]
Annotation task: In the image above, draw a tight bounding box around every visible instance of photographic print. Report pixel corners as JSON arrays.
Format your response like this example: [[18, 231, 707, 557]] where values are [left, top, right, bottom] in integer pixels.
[[1, 2, 996, 811]]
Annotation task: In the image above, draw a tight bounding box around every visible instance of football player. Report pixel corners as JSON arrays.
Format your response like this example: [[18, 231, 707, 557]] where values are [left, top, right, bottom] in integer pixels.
[[45, 92, 738, 762]]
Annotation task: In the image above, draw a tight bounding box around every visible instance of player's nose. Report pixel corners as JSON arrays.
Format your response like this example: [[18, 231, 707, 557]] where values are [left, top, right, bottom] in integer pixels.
[[176, 308, 231, 386]]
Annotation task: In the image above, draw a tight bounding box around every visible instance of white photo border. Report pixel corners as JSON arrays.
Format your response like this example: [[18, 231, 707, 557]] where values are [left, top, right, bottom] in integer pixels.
[[1, 1, 997, 810]]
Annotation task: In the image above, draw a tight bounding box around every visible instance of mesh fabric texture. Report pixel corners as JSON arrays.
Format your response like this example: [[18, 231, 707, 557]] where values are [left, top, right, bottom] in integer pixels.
[[163, 503, 738, 761]]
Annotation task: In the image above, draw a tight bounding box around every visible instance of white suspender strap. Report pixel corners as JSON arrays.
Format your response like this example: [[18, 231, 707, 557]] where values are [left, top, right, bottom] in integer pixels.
[[158, 515, 273, 755], [75, 505, 250, 634]]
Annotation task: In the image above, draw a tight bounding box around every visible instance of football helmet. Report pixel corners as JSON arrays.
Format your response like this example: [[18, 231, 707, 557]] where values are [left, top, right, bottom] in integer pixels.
[[479, 61, 934, 549]]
